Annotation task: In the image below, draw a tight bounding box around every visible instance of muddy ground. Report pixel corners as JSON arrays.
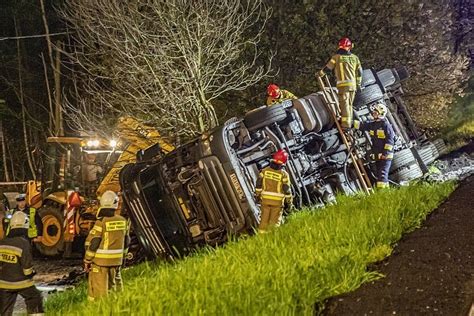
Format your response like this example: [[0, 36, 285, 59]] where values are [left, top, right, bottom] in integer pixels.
[[324, 175, 474, 316]]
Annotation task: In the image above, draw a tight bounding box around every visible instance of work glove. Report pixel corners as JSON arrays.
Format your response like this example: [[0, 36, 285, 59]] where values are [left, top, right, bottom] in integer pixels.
[[83, 261, 91, 273]]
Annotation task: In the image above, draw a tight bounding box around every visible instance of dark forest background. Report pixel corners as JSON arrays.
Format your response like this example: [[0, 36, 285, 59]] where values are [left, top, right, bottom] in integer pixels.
[[0, 0, 472, 181]]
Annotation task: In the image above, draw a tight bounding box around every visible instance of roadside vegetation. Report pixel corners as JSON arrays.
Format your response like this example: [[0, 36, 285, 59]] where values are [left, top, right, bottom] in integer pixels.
[[442, 76, 474, 150], [46, 182, 455, 315]]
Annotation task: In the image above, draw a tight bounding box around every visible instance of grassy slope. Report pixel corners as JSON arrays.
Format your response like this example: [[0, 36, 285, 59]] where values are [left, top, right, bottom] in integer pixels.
[[46, 182, 455, 315]]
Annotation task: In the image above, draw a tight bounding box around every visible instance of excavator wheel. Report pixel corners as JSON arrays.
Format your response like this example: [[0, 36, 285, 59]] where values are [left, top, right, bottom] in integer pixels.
[[36, 205, 65, 257]]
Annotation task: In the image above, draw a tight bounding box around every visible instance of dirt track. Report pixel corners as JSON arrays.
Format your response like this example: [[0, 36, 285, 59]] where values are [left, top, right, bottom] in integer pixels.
[[324, 175, 474, 315]]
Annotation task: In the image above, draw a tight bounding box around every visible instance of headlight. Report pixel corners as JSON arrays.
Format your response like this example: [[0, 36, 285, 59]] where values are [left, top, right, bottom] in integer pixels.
[[87, 139, 100, 147], [110, 140, 117, 148]]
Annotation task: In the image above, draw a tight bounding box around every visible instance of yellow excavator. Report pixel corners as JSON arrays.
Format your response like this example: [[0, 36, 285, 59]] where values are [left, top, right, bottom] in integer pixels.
[[24, 117, 174, 257]]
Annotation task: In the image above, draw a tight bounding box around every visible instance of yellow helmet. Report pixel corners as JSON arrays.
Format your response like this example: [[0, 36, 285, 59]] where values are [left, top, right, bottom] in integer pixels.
[[10, 212, 29, 230], [370, 102, 388, 118], [99, 190, 119, 209]]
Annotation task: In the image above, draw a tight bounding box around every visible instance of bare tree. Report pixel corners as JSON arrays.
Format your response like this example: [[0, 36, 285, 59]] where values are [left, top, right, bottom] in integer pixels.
[[60, 0, 273, 140]]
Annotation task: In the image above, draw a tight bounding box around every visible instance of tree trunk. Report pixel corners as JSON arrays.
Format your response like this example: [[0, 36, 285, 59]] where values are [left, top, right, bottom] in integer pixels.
[[0, 120, 10, 182], [40, 0, 63, 136], [15, 17, 36, 180], [55, 41, 63, 136]]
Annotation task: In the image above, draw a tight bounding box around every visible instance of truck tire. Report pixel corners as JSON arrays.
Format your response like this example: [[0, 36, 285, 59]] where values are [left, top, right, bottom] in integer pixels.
[[304, 93, 334, 132], [394, 66, 409, 82], [377, 69, 397, 88], [292, 99, 317, 132], [243, 105, 287, 131], [390, 161, 423, 183], [432, 138, 447, 155], [390, 148, 417, 172], [361, 69, 376, 87], [417, 144, 437, 166], [36, 205, 65, 257], [354, 84, 384, 108]]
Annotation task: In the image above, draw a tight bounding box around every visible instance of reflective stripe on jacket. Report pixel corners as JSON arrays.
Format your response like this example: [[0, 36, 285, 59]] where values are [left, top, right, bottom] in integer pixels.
[[354, 118, 395, 159], [255, 166, 292, 206], [0, 237, 35, 290], [266, 90, 297, 106], [84, 214, 127, 266], [324, 50, 362, 91]]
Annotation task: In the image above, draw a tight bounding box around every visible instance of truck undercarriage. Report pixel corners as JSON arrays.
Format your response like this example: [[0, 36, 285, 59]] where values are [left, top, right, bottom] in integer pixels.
[[121, 67, 446, 259]]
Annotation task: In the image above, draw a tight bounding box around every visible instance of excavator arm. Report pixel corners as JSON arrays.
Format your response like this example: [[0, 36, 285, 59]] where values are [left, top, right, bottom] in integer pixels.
[[96, 117, 174, 197]]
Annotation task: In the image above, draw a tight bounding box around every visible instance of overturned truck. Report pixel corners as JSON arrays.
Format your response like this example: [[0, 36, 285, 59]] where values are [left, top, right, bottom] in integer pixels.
[[120, 67, 446, 259]]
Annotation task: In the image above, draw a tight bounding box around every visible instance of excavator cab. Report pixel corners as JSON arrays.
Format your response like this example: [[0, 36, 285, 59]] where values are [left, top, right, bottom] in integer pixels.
[[34, 136, 122, 256]]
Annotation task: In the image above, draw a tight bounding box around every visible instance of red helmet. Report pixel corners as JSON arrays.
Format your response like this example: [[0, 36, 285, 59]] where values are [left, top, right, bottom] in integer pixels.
[[272, 149, 288, 165], [267, 84, 281, 98], [338, 37, 353, 50]]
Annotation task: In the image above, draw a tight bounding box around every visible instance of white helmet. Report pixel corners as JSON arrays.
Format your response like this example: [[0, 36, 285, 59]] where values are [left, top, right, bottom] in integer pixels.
[[369, 103, 388, 118], [10, 212, 29, 230], [99, 190, 119, 209]]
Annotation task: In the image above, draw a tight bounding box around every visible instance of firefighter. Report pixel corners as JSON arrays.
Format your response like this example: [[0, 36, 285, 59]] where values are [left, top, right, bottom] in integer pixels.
[[266, 84, 297, 106], [83, 190, 129, 301], [354, 103, 395, 188], [318, 37, 363, 129], [0, 212, 44, 316], [4, 194, 43, 243], [255, 149, 293, 232]]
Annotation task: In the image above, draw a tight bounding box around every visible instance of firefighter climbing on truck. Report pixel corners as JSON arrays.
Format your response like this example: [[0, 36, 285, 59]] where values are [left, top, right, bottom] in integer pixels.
[[266, 84, 297, 106], [318, 37, 363, 129]]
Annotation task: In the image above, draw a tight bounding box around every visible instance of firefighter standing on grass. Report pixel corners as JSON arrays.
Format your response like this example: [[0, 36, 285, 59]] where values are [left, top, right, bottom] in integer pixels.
[[255, 149, 293, 232], [354, 103, 395, 188], [83, 190, 129, 301], [318, 37, 363, 129], [0, 212, 44, 315], [266, 84, 297, 106]]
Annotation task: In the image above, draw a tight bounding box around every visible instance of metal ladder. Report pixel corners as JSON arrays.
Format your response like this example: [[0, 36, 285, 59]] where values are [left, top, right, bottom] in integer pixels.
[[316, 75, 373, 195]]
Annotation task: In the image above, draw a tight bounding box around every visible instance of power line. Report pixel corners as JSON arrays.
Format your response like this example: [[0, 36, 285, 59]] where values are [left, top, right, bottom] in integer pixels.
[[0, 32, 69, 41]]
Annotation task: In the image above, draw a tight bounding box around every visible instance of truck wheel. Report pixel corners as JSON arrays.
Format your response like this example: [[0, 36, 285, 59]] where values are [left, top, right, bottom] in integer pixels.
[[243, 104, 287, 131], [432, 138, 447, 155], [417, 143, 437, 166], [361, 69, 376, 87], [376, 69, 396, 88], [394, 66, 409, 82], [354, 84, 384, 108], [390, 161, 423, 183], [36, 206, 65, 256], [390, 148, 416, 172]]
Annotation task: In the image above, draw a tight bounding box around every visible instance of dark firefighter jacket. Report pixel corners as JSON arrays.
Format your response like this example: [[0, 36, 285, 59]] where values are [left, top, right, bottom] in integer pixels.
[[84, 208, 129, 267], [255, 162, 293, 206], [266, 90, 297, 106], [0, 230, 36, 290], [322, 49, 362, 91], [355, 118, 395, 159]]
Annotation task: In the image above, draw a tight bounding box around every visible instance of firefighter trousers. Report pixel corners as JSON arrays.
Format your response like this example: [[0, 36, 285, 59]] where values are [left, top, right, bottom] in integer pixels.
[[0, 286, 44, 316], [376, 159, 392, 188], [87, 264, 122, 301], [258, 202, 283, 232], [337, 90, 356, 128]]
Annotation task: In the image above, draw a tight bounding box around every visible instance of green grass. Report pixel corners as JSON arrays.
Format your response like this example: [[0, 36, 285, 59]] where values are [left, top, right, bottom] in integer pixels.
[[46, 182, 455, 315]]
